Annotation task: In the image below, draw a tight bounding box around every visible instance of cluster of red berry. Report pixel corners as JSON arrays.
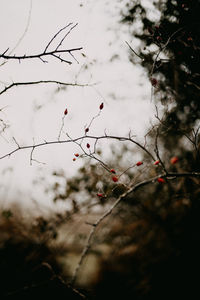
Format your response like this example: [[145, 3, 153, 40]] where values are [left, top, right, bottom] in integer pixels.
[[64, 104, 179, 192], [97, 156, 179, 198]]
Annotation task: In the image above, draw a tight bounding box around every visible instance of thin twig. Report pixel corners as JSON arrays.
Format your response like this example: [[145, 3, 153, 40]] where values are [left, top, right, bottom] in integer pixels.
[[154, 128, 168, 174], [56, 23, 78, 51], [0, 47, 82, 63], [84, 110, 102, 134], [44, 23, 73, 52], [125, 41, 144, 61], [150, 27, 184, 77], [0, 24, 82, 64], [58, 116, 66, 141], [66, 133, 111, 172], [0, 80, 95, 96], [0, 0, 33, 67]]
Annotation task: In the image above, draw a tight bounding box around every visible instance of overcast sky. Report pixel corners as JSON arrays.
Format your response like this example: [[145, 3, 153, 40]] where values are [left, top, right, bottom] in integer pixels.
[[0, 0, 157, 212]]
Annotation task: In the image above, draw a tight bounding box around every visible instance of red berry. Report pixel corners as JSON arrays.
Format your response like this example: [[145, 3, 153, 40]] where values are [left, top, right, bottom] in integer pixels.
[[86, 143, 90, 149], [170, 156, 178, 164], [157, 177, 165, 183], [64, 108, 68, 115], [99, 102, 104, 110], [154, 160, 160, 165], [110, 169, 116, 174], [97, 193, 104, 198], [151, 78, 158, 87], [74, 153, 79, 157], [85, 128, 89, 133], [73, 158, 76, 161], [112, 176, 118, 182], [136, 161, 143, 166]]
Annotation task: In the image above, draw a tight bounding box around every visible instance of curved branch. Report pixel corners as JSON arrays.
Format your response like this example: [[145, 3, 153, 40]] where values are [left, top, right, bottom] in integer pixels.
[[0, 134, 156, 162]]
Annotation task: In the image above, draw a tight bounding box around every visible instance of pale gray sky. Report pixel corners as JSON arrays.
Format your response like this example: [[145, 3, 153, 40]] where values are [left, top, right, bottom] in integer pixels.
[[0, 0, 157, 211]]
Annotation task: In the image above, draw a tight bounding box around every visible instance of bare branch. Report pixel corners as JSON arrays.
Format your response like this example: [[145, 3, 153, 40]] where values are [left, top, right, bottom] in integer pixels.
[[1, 48, 9, 56], [12, 137, 20, 149], [66, 133, 111, 172], [58, 116, 66, 141], [12, 0, 33, 53], [0, 0, 32, 68], [125, 41, 145, 61], [84, 110, 102, 135], [0, 80, 95, 96], [30, 144, 35, 165], [154, 128, 168, 174], [0, 134, 156, 162], [0, 23, 82, 64], [55, 23, 78, 51], [150, 27, 184, 78], [68, 50, 80, 64], [44, 23, 73, 52], [51, 53, 72, 64], [0, 47, 83, 64]]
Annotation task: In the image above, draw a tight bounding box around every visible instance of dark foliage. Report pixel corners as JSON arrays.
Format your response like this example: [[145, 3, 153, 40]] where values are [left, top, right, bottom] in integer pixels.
[[123, 0, 200, 156], [0, 212, 83, 300]]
